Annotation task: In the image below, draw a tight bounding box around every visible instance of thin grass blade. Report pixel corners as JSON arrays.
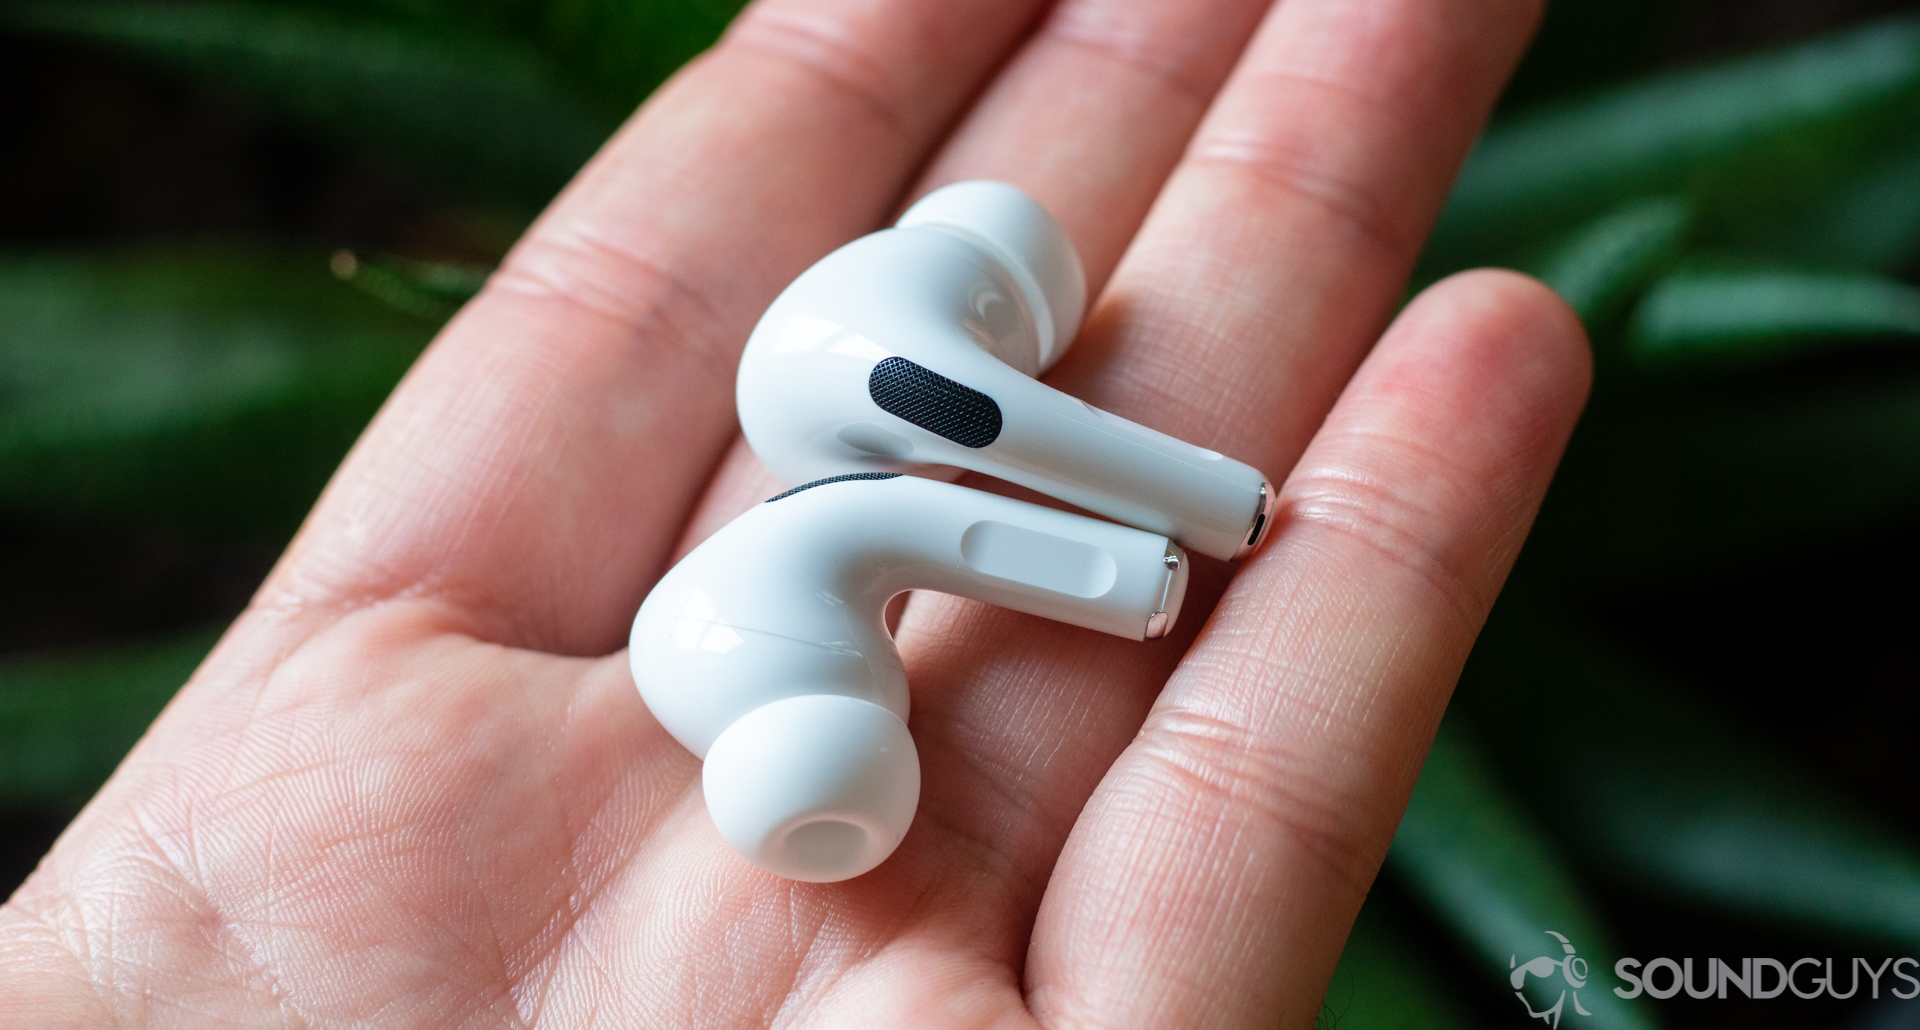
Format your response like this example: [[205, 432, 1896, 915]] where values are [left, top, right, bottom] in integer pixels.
[[329, 250, 491, 321]]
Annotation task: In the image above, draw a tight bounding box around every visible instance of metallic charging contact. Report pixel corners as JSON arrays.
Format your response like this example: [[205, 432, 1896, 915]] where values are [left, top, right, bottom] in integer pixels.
[[1144, 546, 1183, 639], [1231, 481, 1276, 561]]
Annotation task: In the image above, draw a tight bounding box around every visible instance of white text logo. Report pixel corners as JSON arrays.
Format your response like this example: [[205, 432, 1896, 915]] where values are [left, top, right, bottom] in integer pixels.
[[1613, 957, 1920, 1000]]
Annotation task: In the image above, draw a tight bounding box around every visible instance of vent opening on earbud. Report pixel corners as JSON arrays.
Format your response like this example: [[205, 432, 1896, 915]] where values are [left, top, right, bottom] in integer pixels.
[[766, 472, 903, 503]]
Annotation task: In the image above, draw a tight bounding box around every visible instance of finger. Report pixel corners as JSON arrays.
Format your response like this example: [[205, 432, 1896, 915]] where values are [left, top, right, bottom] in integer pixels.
[[671, 0, 1278, 558], [894, 0, 1542, 907], [259, 0, 1056, 657], [911, 0, 1276, 292], [1053, 0, 1544, 446], [1029, 271, 1590, 1028]]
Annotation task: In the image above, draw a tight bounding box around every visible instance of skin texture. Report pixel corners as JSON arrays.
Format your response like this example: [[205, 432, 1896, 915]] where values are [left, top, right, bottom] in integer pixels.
[[0, 0, 1590, 1026]]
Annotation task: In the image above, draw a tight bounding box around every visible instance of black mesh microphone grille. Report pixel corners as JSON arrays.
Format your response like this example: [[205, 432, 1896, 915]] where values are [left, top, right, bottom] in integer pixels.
[[766, 472, 903, 503], [867, 357, 1002, 448]]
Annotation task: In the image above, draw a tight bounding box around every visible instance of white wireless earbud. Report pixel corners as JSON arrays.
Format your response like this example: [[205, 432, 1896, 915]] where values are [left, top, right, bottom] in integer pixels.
[[629, 473, 1188, 882], [736, 180, 1276, 563]]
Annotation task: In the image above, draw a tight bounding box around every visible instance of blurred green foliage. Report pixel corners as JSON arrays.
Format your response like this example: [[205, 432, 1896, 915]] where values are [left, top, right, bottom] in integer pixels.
[[0, 249, 429, 531], [1426, 16, 1920, 271], [1392, 720, 1654, 1030], [1321, 901, 1481, 1030], [0, 627, 221, 809], [1463, 601, 1920, 952], [7, 2, 615, 208], [4, 2, 1919, 1028]]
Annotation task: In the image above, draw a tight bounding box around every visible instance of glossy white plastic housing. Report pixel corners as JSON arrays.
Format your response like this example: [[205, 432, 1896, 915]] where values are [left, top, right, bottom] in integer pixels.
[[630, 473, 1188, 881], [737, 180, 1276, 562]]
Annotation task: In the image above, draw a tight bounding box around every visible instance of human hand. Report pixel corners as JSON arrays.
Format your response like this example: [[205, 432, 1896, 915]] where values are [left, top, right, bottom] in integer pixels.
[[0, 0, 1588, 1025]]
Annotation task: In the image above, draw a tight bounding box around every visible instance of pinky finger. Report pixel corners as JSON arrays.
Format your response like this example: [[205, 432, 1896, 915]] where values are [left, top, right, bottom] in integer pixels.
[[1027, 269, 1591, 1030]]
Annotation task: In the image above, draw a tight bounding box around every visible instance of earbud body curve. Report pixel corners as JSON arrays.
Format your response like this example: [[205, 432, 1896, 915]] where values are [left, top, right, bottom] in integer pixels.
[[630, 473, 1188, 881], [737, 180, 1276, 562]]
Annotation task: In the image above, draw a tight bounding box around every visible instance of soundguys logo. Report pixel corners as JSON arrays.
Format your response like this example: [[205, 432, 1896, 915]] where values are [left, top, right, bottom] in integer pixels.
[[1511, 931, 1592, 1027], [1505, 929, 1920, 1025]]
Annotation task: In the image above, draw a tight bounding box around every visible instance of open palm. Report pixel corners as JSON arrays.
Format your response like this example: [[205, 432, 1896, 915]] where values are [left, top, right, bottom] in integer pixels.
[[1, 0, 1589, 1026]]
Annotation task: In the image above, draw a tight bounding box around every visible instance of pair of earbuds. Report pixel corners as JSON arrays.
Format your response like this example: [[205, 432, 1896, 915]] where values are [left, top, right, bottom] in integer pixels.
[[628, 182, 1274, 882]]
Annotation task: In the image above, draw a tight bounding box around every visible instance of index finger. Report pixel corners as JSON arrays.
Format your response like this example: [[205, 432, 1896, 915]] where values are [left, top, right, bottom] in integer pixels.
[[1030, 272, 1588, 1028]]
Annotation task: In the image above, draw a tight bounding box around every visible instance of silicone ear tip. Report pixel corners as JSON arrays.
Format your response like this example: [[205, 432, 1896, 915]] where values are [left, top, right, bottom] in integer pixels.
[[897, 181, 1086, 371], [701, 694, 920, 882]]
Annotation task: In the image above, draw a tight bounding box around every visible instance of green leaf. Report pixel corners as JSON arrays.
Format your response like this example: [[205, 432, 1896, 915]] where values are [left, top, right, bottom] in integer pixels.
[[1429, 16, 1920, 270], [0, 249, 431, 535], [0, 628, 221, 808], [1461, 603, 1920, 949], [1631, 267, 1920, 366], [1529, 197, 1692, 328], [1390, 718, 1658, 1030], [6, 1, 615, 209], [1764, 139, 1920, 273], [1318, 899, 1478, 1030]]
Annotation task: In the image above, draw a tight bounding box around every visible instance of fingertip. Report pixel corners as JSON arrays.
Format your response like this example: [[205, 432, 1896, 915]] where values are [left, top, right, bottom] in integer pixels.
[[1409, 267, 1593, 415], [1274, 265, 1598, 621]]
